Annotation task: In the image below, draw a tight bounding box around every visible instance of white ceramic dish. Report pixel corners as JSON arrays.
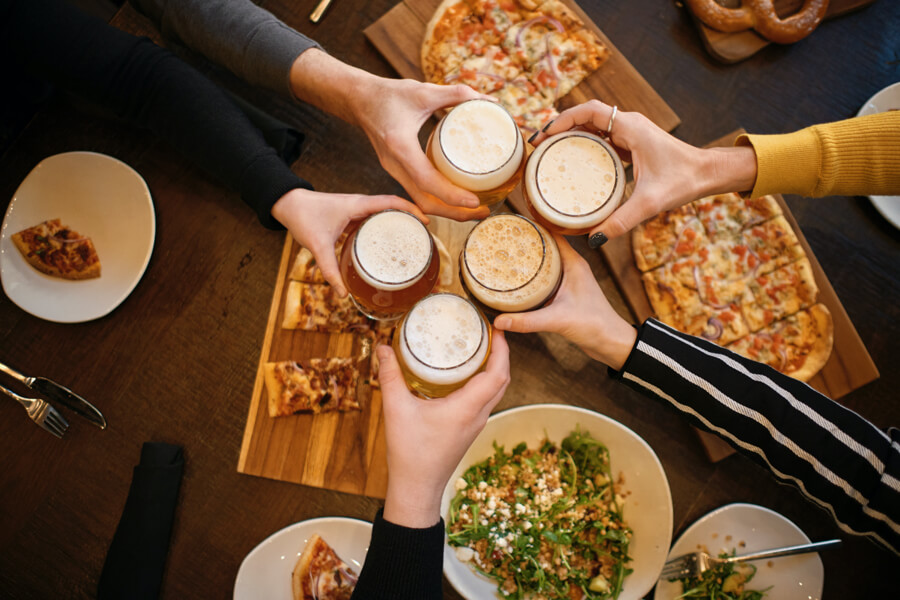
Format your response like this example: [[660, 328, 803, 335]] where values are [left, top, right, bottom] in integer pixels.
[[441, 403, 673, 600], [653, 503, 824, 600], [856, 81, 900, 230], [233, 516, 372, 600], [0, 152, 155, 323]]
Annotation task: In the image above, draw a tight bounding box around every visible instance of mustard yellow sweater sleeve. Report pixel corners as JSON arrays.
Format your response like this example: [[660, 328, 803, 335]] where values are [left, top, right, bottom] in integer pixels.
[[735, 111, 900, 198]]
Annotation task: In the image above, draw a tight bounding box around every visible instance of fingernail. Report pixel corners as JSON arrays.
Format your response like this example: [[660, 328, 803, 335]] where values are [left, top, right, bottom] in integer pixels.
[[527, 131, 539, 144], [588, 232, 608, 249], [376, 346, 391, 360], [541, 119, 555, 133], [494, 316, 508, 330]]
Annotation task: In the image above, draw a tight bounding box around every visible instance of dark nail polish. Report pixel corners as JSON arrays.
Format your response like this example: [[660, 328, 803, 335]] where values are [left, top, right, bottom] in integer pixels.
[[527, 131, 539, 144], [541, 119, 556, 133], [588, 232, 608, 249]]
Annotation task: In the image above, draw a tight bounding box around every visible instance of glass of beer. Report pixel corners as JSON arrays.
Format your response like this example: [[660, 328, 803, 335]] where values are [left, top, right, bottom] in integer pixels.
[[459, 214, 562, 316], [524, 131, 626, 235], [339, 210, 440, 321], [426, 99, 525, 207], [392, 293, 492, 398]]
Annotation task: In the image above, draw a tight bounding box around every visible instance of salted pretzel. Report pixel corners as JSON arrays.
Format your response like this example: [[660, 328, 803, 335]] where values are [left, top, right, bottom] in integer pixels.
[[685, 0, 830, 44]]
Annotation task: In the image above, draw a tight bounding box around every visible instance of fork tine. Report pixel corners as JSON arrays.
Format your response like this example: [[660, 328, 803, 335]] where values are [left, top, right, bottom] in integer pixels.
[[46, 409, 69, 437], [38, 404, 68, 438]]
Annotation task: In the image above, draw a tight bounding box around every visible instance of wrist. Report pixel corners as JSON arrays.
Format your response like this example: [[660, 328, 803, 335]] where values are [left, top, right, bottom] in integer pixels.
[[383, 476, 444, 529], [699, 146, 759, 197], [289, 49, 379, 128], [270, 187, 312, 226], [583, 312, 638, 371]]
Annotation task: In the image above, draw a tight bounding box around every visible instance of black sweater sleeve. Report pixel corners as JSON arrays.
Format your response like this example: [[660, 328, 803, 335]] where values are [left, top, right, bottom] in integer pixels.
[[611, 318, 900, 555], [351, 509, 445, 599], [0, 0, 312, 229]]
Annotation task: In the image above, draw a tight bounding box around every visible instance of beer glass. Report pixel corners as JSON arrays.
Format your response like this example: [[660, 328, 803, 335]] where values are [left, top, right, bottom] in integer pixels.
[[392, 293, 491, 397], [339, 210, 439, 321], [426, 99, 525, 207], [459, 213, 562, 315], [524, 131, 625, 235]]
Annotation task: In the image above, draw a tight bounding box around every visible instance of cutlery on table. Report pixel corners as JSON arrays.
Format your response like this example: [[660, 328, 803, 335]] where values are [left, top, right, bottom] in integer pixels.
[[660, 538, 843, 580], [0, 360, 106, 429], [310, 0, 333, 23], [1, 382, 69, 438]]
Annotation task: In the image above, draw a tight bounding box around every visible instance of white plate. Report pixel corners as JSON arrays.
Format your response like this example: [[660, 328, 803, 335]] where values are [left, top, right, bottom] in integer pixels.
[[233, 516, 372, 600], [653, 503, 824, 600], [0, 152, 155, 323], [856, 81, 900, 230], [442, 403, 673, 600]]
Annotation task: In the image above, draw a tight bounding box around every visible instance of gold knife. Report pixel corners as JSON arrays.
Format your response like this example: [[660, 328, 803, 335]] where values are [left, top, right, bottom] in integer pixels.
[[310, 0, 333, 23]]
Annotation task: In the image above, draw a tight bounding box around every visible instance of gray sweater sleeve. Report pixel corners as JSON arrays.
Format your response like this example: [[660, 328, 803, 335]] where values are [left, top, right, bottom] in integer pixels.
[[130, 0, 321, 98]]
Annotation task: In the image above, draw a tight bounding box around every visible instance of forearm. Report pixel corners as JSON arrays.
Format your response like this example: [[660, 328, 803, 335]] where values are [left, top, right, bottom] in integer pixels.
[[612, 319, 900, 555], [289, 49, 383, 128], [351, 509, 444, 599], [130, 0, 321, 98]]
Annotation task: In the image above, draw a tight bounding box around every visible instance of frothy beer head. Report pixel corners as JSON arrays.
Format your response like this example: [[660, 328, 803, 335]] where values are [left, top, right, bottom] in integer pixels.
[[352, 210, 433, 291], [525, 131, 625, 231], [433, 99, 524, 192], [461, 214, 562, 313], [400, 293, 488, 386]]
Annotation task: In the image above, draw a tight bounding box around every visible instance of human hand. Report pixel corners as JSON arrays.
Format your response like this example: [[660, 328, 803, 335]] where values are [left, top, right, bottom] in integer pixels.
[[378, 329, 511, 528], [352, 77, 492, 222], [528, 100, 757, 244], [493, 236, 636, 370], [270, 188, 427, 298]]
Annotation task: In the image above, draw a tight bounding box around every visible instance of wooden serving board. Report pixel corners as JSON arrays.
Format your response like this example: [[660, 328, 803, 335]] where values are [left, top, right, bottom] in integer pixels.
[[237, 218, 477, 497], [364, 0, 681, 133], [687, 0, 876, 64], [601, 129, 880, 462]]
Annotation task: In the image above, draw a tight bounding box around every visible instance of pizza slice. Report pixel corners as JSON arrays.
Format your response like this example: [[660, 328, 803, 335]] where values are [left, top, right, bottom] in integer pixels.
[[632, 205, 708, 272], [740, 215, 805, 276], [541, 28, 608, 100], [282, 282, 372, 332], [693, 193, 782, 241], [656, 295, 750, 346], [361, 321, 396, 390], [444, 45, 522, 94], [741, 258, 819, 331], [289, 234, 348, 284], [291, 534, 358, 600], [264, 358, 361, 417], [490, 75, 558, 132], [11, 218, 101, 280], [727, 303, 833, 382]]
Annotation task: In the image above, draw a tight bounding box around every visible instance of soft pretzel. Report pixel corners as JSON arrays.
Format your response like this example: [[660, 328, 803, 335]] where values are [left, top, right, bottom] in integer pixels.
[[685, 0, 830, 44]]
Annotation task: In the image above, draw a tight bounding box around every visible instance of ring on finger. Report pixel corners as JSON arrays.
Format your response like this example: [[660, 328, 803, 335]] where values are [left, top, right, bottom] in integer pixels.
[[606, 105, 618, 136]]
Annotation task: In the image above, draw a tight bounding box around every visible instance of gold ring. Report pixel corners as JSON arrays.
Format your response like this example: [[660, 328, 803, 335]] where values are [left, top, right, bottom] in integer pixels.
[[607, 105, 618, 136]]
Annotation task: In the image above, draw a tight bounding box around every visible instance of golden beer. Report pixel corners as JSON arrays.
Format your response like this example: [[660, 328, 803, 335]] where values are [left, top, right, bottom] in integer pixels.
[[426, 99, 525, 207], [392, 293, 491, 397], [339, 210, 439, 321], [524, 131, 625, 235]]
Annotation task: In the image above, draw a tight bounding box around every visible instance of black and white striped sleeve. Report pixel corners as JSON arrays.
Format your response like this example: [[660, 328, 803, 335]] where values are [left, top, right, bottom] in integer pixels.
[[611, 319, 900, 555]]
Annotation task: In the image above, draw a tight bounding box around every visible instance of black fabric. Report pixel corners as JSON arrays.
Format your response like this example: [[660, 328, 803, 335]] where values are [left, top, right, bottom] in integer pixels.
[[227, 91, 305, 166], [98, 442, 184, 600], [352, 509, 445, 599], [0, 0, 312, 229]]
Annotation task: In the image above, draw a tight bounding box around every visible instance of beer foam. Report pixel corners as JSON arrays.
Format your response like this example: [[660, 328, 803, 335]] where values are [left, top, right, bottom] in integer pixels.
[[354, 211, 432, 289], [464, 215, 544, 291], [537, 135, 616, 215], [441, 100, 520, 175], [400, 294, 488, 385]]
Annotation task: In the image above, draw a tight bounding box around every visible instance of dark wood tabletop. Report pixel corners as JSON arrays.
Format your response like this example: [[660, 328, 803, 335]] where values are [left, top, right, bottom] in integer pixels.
[[1, 0, 898, 598]]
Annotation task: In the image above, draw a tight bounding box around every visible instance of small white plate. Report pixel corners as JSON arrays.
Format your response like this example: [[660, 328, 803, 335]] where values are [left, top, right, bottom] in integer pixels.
[[0, 152, 155, 323], [233, 516, 372, 600], [653, 503, 824, 600], [856, 81, 900, 230], [442, 403, 673, 600]]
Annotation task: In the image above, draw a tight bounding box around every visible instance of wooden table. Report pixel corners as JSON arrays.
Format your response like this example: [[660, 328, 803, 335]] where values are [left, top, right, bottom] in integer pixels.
[[1, 1, 898, 597]]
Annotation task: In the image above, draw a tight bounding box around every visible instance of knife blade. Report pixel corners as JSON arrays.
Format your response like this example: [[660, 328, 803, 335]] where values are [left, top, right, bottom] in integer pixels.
[[0, 361, 107, 429]]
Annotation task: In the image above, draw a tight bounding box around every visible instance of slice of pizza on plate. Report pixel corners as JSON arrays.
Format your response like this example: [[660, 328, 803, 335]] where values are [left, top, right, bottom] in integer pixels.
[[11, 218, 101, 280], [291, 533, 358, 600]]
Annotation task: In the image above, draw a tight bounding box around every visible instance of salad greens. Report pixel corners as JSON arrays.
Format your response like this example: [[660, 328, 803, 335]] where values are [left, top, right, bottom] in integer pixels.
[[447, 429, 633, 599], [671, 550, 770, 600]]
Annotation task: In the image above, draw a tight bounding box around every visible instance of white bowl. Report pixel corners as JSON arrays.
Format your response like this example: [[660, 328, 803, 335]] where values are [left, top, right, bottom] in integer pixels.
[[441, 403, 673, 599]]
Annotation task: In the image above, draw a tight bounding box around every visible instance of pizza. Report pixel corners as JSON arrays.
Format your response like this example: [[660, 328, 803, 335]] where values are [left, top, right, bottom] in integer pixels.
[[264, 358, 362, 417], [634, 192, 833, 381], [11, 219, 101, 280], [282, 282, 372, 332], [289, 234, 348, 284], [291, 534, 358, 600], [422, 0, 610, 132]]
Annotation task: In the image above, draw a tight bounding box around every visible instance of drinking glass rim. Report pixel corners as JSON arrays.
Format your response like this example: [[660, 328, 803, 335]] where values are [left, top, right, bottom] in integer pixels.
[[438, 99, 522, 177], [533, 132, 620, 219], [462, 213, 547, 294], [402, 293, 487, 371], [352, 209, 434, 288]]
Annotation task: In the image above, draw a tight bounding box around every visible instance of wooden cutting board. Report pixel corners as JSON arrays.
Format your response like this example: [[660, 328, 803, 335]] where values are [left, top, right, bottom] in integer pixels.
[[687, 0, 876, 64], [601, 129, 880, 462], [237, 218, 477, 497], [364, 0, 681, 133]]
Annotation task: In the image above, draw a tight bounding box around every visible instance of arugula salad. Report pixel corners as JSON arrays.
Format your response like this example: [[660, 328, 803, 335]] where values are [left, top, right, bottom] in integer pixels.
[[671, 550, 770, 600], [447, 429, 633, 599]]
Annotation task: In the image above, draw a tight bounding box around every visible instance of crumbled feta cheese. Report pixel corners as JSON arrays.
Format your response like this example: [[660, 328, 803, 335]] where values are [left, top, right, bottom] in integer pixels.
[[454, 478, 467, 491], [455, 546, 475, 562], [478, 481, 488, 490]]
